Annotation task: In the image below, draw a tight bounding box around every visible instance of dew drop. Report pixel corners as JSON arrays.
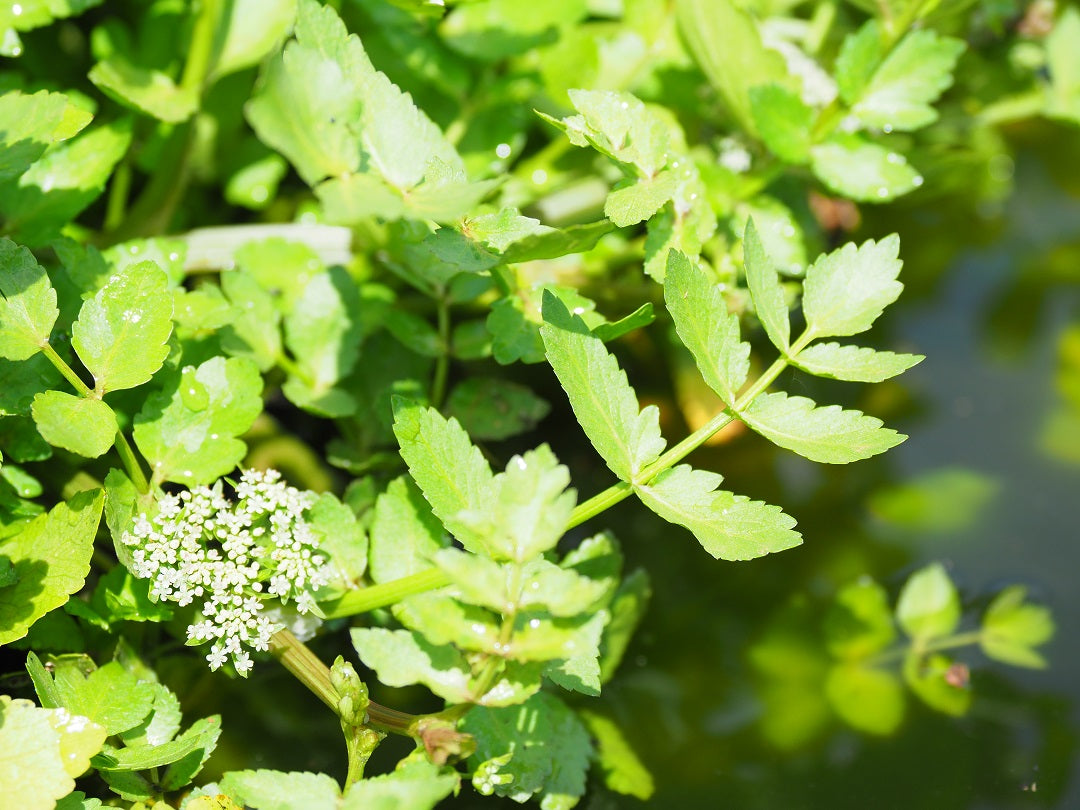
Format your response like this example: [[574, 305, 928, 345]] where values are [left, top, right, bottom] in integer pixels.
[[882, 124, 893, 134], [782, 225, 796, 238], [528, 618, 541, 629], [495, 142, 511, 159], [251, 186, 268, 203], [530, 581, 540, 590], [168, 251, 180, 262], [12, 3, 22, 15], [572, 306, 586, 315], [620, 101, 629, 109], [531, 169, 548, 185], [210, 433, 219, 440], [885, 152, 902, 165], [514, 456, 527, 470], [671, 160, 679, 169], [912, 175, 924, 187], [876, 187, 890, 198], [129, 245, 140, 254]]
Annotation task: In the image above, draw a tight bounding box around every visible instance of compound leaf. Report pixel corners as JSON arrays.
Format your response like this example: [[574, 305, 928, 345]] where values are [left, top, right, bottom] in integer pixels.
[[743, 219, 790, 353], [802, 234, 904, 339]]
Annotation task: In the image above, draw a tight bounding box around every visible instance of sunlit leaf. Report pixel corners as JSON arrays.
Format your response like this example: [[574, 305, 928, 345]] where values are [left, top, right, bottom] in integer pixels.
[[896, 563, 961, 643], [579, 710, 654, 799], [792, 342, 923, 382], [824, 578, 896, 659], [31, 391, 117, 458], [825, 664, 904, 734], [981, 585, 1055, 669], [742, 220, 790, 354], [809, 135, 922, 203], [0, 239, 58, 361], [749, 83, 814, 164], [368, 476, 446, 584]]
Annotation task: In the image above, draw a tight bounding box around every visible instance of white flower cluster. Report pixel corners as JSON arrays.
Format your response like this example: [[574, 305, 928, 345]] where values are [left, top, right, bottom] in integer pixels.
[[122, 468, 329, 675]]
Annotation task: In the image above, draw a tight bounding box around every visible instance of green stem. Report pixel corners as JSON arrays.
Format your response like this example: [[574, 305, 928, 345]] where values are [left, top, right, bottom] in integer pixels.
[[40, 343, 150, 493], [565, 481, 634, 531], [321, 567, 451, 619], [180, 0, 224, 96], [268, 629, 419, 735], [104, 159, 133, 232], [431, 295, 451, 408], [865, 630, 985, 666]]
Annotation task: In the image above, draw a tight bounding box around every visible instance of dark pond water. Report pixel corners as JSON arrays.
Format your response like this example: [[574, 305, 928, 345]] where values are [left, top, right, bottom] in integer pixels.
[[182, 135, 1080, 809]]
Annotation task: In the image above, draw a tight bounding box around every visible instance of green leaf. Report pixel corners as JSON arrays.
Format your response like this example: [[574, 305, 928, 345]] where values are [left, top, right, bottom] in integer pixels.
[[599, 568, 650, 683], [392, 400, 496, 556], [351, 627, 473, 704], [850, 30, 965, 132], [539, 610, 607, 695], [1045, 6, 1080, 123], [445, 378, 550, 441], [665, 250, 750, 405], [48, 659, 156, 736], [868, 467, 999, 533], [0, 91, 92, 182], [118, 680, 182, 748], [31, 391, 117, 457], [559, 89, 671, 177], [499, 220, 613, 264], [307, 493, 367, 592], [749, 83, 814, 164], [810, 135, 922, 203], [803, 234, 902, 339], [896, 563, 961, 643], [579, 710, 654, 799], [282, 267, 364, 416], [341, 761, 458, 810], [88, 57, 197, 123], [96, 715, 220, 780], [604, 170, 679, 227], [980, 585, 1055, 669], [0, 489, 103, 645], [464, 692, 592, 807], [0, 120, 132, 246], [634, 465, 800, 560], [834, 20, 884, 107], [396, 593, 501, 654], [221, 770, 341, 810], [315, 173, 407, 223], [675, 0, 791, 136], [245, 0, 366, 186], [219, 270, 283, 371], [0, 0, 101, 33], [69, 261, 173, 393], [0, 697, 105, 810], [792, 342, 923, 382], [739, 392, 904, 464], [132, 356, 263, 486], [742, 219, 790, 353], [825, 664, 905, 734], [212, 0, 297, 81], [368, 476, 446, 584], [824, 579, 897, 659], [0, 239, 58, 360], [540, 291, 665, 482], [903, 653, 972, 716], [462, 444, 575, 563]]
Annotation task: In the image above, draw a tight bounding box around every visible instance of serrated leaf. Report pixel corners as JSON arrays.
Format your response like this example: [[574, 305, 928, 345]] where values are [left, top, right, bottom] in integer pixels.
[[851, 30, 965, 132], [341, 761, 458, 810], [31, 391, 117, 457], [47, 659, 156, 736], [743, 219, 790, 352], [307, 493, 367, 592], [824, 579, 897, 659], [368, 476, 446, 584], [462, 444, 575, 563], [464, 692, 591, 807], [604, 170, 678, 227], [896, 563, 961, 642], [212, 0, 297, 81], [561, 89, 671, 177], [578, 710, 654, 799], [132, 356, 263, 486], [634, 465, 800, 560], [245, 0, 366, 186], [97, 715, 220, 786], [351, 627, 472, 703], [675, 0, 791, 136], [825, 664, 904, 734], [70, 260, 173, 393], [315, 173, 407, 223], [283, 267, 364, 414], [392, 400, 496, 556], [445, 378, 550, 441], [0, 91, 92, 181], [499, 220, 613, 263], [665, 251, 750, 406], [538, 610, 607, 695], [739, 391, 904, 463], [792, 342, 922, 382], [749, 83, 814, 164], [0, 0, 102, 33], [0, 698, 85, 810], [540, 291, 665, 482], [397, 593, 501, 654], [119, 681, 182, 748], [834, 20, 884, 106], [88, 57, 197, 123], [810, 135, 922, 203], [980, 585, 1055, 669], [219, 270, 282, 371], [0, 239, 58, 360], [220, 770, 341, 810], [0, 489, 103, 645], [0, 120, 132, 246]]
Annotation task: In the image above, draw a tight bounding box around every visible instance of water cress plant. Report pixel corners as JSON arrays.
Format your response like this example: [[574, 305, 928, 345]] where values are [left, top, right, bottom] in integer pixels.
[[0, 0, 1062, 807]]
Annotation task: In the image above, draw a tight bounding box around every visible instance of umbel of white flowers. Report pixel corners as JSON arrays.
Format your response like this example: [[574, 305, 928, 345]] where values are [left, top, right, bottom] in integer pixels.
[[123, 468, 329, 675]]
